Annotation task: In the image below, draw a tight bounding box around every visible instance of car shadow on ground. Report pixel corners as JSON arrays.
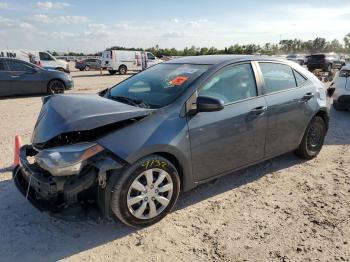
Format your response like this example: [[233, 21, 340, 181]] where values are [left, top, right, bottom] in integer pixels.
[[0, 152, 305, 261], [0, 94, 44, 100]]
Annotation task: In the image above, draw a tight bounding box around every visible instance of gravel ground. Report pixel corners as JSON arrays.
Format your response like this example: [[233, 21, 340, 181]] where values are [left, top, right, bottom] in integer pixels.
[[0, 69, 349, 262]]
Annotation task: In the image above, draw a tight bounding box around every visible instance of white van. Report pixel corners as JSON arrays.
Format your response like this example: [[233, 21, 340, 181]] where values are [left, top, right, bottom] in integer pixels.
[[101, 50, 162, 75], [0, 50, 69, 72]]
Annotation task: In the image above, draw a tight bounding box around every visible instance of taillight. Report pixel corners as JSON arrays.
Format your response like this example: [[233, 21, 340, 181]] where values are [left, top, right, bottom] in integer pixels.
[[339, 70, 350, 77]]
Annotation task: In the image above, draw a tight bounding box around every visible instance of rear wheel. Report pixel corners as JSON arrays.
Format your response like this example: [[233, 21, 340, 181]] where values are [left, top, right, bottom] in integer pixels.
[[119, 65, 127, 75], [295, 116, 326, 159], [108, 70, 117, 75], [47, 80, 65, 94], [110, 155, 180, 228]]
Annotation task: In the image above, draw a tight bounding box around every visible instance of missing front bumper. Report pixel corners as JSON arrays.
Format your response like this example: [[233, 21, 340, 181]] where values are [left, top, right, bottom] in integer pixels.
[[13, 144, 125, 217]]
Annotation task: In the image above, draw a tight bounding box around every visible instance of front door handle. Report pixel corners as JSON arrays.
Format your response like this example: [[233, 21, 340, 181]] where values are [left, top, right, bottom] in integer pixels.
[[11, 75, 20, 78], [250, 106, 267, 115]]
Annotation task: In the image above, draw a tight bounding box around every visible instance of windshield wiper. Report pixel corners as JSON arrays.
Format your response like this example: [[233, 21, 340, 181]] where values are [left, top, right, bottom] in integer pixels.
[[109, 95, 150, 108]]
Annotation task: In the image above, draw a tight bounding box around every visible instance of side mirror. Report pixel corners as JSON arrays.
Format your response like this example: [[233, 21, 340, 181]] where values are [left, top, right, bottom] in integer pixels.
[[196, 96, 224, 112]]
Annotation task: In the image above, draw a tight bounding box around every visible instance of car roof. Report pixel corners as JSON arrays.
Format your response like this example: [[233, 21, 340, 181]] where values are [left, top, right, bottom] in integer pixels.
[[164, 55, 284, 65]]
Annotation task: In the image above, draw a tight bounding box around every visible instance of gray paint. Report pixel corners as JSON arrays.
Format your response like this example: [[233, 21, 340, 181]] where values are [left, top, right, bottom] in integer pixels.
[[30, 55, 329, 192], [0, 58, 73, 97]]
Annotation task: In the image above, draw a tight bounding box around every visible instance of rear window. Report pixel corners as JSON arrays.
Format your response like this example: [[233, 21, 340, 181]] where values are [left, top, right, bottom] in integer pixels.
[[294, 70, 307, 86], [259, 63, 297, 94], [311, 54, 325, 59]]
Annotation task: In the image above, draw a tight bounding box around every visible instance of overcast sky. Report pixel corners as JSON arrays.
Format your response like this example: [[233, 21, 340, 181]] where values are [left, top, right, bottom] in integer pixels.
[[0, 0, 350, 53]]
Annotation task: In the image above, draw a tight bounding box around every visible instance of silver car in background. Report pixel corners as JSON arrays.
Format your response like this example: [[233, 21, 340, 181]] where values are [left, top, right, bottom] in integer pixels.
[[332, 65, 350, 111]]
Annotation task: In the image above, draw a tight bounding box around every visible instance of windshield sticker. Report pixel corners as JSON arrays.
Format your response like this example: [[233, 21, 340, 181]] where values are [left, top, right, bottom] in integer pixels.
[[169, 76, 189, 86]]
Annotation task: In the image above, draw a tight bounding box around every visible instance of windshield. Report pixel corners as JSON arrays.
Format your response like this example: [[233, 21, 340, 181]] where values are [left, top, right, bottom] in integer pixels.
[[109, 63, 210, 108]]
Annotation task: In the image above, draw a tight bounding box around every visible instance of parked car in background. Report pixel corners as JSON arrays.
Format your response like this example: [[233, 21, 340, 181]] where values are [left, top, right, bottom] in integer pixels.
[[0, 50, 69, 73], [286, 54, 307, 65], [13, 55, 329, 228], [75, 58, 102, 71], [101, 50, 162, 75], [0, 58, 73, 96], [307, 53, 346, 72], [332, 65, 350, 111]]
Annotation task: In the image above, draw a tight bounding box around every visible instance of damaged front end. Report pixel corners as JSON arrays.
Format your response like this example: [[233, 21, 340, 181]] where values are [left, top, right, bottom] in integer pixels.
[[13, 143, 127, 218]]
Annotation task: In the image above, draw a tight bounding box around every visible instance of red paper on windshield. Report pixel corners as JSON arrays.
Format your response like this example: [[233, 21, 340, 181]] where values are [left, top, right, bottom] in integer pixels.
[[169, 76, 189, 86]]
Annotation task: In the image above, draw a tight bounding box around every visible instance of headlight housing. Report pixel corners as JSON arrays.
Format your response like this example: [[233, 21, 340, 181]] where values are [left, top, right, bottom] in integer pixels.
[[35, 142, 104, 176]]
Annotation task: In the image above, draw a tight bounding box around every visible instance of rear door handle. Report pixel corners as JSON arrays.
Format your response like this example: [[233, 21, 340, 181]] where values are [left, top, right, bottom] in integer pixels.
[[301, 92, 315, 101], [250, 106, 267, 115], [11, 75, 20, 78]]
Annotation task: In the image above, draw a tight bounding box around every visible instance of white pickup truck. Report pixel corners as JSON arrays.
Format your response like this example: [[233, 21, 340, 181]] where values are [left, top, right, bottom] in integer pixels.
[[0, 50, 69, 72]]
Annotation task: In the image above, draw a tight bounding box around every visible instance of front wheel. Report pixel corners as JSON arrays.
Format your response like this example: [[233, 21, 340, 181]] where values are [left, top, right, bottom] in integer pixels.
[[295, 116, 326, 159], [84, 65, 90, 71], [47, 80, 65, 94], [110, 155, 180, 228]]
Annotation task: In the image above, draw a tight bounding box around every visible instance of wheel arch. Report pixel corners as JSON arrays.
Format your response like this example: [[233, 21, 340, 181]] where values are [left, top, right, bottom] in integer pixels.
[[123, 146, 195, 192], [314, 109, 329, 130]]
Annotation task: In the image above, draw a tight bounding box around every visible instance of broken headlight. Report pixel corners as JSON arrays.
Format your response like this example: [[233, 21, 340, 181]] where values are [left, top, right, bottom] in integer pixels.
[[35, 142, 104, 176]]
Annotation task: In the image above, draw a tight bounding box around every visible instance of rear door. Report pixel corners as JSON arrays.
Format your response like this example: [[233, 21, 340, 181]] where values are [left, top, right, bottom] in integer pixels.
[[257, 62, 315, 157], [5, 60, 45, 95], [0, 60, 13, 96], [188, 62, 268, 181]]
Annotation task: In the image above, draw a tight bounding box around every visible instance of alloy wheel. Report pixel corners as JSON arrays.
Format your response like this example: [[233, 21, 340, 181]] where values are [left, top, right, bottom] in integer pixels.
[[126, 168, 174, 220]]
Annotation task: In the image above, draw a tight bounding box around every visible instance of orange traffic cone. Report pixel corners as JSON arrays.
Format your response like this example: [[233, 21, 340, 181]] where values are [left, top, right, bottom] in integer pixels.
[[13, 135, 21, 167]]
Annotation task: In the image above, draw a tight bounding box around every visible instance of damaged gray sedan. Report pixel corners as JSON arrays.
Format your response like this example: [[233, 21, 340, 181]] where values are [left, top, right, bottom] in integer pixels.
[[13, 55, 329, 227]]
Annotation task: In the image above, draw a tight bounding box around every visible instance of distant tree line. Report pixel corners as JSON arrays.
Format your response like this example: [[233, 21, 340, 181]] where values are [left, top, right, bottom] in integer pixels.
[[50, 33, 350, 57]]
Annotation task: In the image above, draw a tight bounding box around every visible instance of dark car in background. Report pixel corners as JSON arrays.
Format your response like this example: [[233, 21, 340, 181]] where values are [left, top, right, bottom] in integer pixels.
[[0, 58, 74, 96], [75, 58, 102, 71], [13, 55, 329, 227], [307, 53, 346, 72]]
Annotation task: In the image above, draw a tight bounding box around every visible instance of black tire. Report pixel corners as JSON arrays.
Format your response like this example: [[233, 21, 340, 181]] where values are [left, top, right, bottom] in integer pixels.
[[333, 102, 347, 111], [119, 65, 127, 75], [47, 80, 65, 94], [295, 116, 326, 159], [108, 70, 117, 75], [110, 155, 180, 228], [84, 65, 90, 71]]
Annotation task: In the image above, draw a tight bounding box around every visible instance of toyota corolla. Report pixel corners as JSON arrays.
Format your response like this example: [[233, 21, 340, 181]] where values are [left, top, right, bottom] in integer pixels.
[[13, 55, 329, 227]]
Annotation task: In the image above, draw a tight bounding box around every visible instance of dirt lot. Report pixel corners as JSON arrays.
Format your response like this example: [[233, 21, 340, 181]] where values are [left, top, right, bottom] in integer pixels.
[[0, 69, 349, 262]]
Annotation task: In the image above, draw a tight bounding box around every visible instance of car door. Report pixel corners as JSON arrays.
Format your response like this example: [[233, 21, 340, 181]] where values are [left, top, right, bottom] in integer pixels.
[[5, 60, 45, 95], [257, 62, 316, 157], [0, 60, 13, 96], [187, 62, 268, 182], [39, 52, 56, 69]]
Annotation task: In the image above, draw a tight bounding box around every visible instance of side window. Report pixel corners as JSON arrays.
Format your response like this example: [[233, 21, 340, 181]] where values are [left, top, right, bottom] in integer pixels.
[[294, 70, 307, 86], [6, 60, 34, 72], [199, 63, 257, 104], [0, 61, 5, 71], [6, 60, 26, 71], [259, 63, 297, 94], [147, 53, 155, 60], [39, 52, 54, 61]]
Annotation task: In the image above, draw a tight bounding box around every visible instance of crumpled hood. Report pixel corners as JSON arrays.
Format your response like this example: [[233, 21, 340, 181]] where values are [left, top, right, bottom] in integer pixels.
[[31, 94, 153, 145]]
